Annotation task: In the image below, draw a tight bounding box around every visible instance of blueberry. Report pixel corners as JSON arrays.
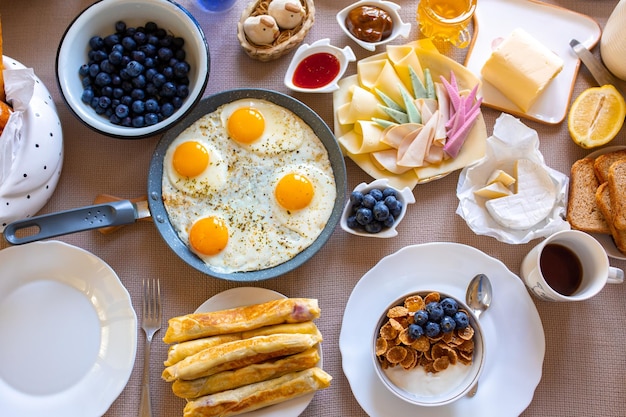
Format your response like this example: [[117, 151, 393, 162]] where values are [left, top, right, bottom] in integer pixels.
[[369, 188, 383, 201], [152, 73, 166, 88], [172, 96, 183, 109], [145, 113, 159, 125], [131, 88, 145, 100], [131, 50, 146, 63], [122, 36, 136, 51], [365, 221, 383, 233], [95, 72, 112, 87], [132, 100, 145, 114], [173, 61, 190, 78], [350, 191, 364, 206], [125, 61, 144, 77], [104, 34, 120, 48], [355, 207, 373, 225], [373, 201, 390, 221], [98, 96, 112, 109], [115, 21, 127, 33], [81, 77, 92, 88], [132, 75, 146, 89], [133, 31, 147, 45], [382, 188, 397, 198], [425, 302, 444, 322], [385, 196, 403, 217], [132, 115, 145, 127], [162, 66, 174, 79], [440, 298, 459, 316], [88, 63, 100, 78], [139, 43, 157, 57], [145, 21, 158, 33], [115, 104, 130, 118], [89, 36, 104, 50], [101, 86, 113, 97], [440, 316, 457, 333], [408, 324, 424, 340], [157, 47, 173, 61], [362, 193, 376, 209], [424, 322, 441, 338], [453, 311, 469, 329], [176, 84, 189, 98], [79, 64, 90, 76], [81, 88, 94, 104], [413, 309, 428, 326], [346, 215, 359, 229], [160, 102, 174, 117], [145, 98, 159, 113], [160, 81, 176, 98], [383, 214, 395, 228]]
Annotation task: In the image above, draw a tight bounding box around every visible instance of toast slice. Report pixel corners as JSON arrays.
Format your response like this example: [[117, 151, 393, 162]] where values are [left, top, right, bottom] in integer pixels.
[[595, 182, 626, 254], [593, 149, 626, 183], [608, 159, 626, 230], [567, 157, 610, 233]]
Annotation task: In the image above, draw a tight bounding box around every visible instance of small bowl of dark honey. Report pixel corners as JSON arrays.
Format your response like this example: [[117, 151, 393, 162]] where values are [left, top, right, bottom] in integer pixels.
[[284, 38, 356, 93]]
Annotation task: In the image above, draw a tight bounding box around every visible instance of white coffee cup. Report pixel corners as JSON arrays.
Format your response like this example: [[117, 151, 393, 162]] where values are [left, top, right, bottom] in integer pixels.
[[520, 230, 624, 302]]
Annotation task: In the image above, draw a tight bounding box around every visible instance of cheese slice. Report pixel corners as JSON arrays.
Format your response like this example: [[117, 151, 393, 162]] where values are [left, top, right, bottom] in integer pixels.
[[481, 28, 564, 112], [485, 159, 557, 230], [487, 169, 516, 187], [474, 181, 512, 199]]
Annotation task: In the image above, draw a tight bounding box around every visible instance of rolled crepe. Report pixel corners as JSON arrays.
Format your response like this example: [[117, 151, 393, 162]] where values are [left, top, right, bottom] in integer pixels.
[[165, 322, 321, 366], [163, 298, 320, 344], [162, 333, 322, 382], [182, 367, 332, 417], [172, 347, 320, 399]]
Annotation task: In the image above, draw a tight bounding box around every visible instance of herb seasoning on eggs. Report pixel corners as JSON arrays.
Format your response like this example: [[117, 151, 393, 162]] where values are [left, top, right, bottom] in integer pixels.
[[345, 5, 394, 43]]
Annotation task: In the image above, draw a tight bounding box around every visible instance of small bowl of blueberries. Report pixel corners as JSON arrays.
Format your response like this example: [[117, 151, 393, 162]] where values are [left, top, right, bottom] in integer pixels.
[[56, 0, 210, 139], [340, 178, 415, 238]]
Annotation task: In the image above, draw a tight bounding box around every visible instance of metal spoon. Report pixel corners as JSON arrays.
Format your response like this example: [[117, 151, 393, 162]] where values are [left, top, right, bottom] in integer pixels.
[[465, 273, 492, 397]]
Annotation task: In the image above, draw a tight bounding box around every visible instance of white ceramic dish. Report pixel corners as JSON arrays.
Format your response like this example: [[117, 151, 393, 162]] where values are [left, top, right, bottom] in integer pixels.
[[585, 145, 626, 261], [0, 241, 137, 417], [340, 178, 415, 238], [284, 38, 355, 93], [464, 0, 601, 124], [336, 0, 411, 52], [340, 242, 545, 417], [194, 287, 322, 417], [56, 0, 209, 139], [0, 56, 63, 232]]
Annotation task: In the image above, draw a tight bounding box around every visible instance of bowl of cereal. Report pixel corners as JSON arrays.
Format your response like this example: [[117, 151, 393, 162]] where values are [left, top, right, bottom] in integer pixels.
[[373, 290, 485, 406], [55, 0, 210, 139]]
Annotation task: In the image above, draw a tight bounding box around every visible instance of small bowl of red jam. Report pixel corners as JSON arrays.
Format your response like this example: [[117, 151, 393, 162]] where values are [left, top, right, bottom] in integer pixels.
[[336, 0, 411, 52], [284, 38, 356, 93]]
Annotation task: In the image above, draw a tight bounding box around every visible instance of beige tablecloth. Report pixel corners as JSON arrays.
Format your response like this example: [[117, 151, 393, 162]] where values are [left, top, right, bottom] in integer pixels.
[[1, 0, 626, 416]]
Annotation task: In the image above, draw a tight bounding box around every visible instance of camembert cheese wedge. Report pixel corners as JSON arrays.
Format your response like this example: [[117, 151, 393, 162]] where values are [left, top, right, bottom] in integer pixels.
[[485, 159, 557, 230], [481, 28, 564, 112]]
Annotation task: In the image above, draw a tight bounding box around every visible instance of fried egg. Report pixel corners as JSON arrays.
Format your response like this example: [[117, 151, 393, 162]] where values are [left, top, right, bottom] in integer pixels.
[[162, 100, 336, 274], [163, 131, 228, 196], [272, 164, 336, 239], [220, 99, 305, 155]]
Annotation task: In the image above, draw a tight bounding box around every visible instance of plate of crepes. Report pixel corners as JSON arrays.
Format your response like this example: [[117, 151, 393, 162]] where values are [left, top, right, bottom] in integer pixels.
[[0, 241, 137, 417], [464, 0, 601, 124], [456, 113, 570, 244], [333, 39, 488, 190], [339, 242, 545, 417], [161, 287, 331, 417], [566, 146, 626, 260]]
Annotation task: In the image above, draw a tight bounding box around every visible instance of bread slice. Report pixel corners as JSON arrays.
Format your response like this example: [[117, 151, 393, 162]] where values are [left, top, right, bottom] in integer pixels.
[[596, 182, 626, 254], [608, 159, 626, 230], [593, 149, 626, 183], [567, 157, 610, 233]]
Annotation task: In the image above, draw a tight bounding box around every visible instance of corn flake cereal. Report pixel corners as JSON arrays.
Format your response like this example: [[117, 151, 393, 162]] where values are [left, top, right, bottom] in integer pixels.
[[375, 292, 475, 374]]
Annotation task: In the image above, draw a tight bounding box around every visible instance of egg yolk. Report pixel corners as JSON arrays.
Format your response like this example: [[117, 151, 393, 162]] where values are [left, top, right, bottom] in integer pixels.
[[173, 141, 209, 178], [275, 173, 314, 211], [189, 216, 229, 256], [227, 107, 265, 144]]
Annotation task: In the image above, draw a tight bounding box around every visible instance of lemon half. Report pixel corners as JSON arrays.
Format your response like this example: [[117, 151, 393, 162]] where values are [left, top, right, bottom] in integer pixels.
[[568, 84, 626, 149]]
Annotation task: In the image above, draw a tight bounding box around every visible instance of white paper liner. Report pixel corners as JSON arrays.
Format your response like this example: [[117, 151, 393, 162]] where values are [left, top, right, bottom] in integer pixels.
[[456, 113, 570, 244]]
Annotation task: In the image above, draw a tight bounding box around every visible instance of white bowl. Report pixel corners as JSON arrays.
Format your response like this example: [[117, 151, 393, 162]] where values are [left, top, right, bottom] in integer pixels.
[[56, 0, 210, 139], [340, 178, 415, 238], [372, 290, 485, 406], [0, 56, 63, 231], [336, 0, 411, 52], [284, 38, 355, 93]]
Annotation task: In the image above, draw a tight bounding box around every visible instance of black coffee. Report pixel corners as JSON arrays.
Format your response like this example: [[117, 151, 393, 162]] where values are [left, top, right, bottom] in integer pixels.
[[539, 243, 583, 296]]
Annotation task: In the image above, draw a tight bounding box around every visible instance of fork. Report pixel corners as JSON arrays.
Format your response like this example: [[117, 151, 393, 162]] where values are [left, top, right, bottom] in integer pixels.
[[139, 278, 162, 417]]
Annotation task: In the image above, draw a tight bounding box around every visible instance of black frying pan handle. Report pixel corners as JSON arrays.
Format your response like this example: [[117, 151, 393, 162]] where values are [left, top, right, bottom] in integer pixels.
[[3, 200, 138, 245]]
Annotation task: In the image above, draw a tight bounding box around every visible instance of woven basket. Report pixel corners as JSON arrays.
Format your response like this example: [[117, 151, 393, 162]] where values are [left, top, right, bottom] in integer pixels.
[[237, 0, 315, 62]]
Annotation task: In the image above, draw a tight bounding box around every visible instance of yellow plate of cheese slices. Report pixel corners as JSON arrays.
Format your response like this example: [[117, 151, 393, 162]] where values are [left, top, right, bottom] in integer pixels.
[[333, 39, 488, 190]]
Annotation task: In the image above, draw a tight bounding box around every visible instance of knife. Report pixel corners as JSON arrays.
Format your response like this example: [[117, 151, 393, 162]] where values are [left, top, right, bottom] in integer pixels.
[[570, 39, 626, 97]]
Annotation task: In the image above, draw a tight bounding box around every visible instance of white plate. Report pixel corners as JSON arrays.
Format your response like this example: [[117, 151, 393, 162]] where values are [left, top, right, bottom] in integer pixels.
[[0, 241, 137, 417], [465, 0, 601, 124], [195, 287, 320, 417], [585, 145, 626, 260], [339, 243, 545, 417]]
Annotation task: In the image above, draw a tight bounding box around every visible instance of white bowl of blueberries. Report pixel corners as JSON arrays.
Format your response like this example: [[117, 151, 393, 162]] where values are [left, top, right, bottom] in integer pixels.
[[56, 0, 210, 139], [341, 178, 415, 238]]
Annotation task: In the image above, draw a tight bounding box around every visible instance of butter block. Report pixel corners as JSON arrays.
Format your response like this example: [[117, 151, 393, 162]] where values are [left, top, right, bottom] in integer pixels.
[[481, 28, 564, 112]]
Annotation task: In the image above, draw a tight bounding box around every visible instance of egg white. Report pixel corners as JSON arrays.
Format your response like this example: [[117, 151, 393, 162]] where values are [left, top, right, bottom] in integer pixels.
[[220, 99, 305, 155], [163, 129, 228, 196]]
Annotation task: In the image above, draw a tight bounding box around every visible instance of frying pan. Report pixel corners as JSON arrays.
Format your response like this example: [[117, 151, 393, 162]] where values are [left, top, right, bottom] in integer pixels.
[[3, 89, 348, 281]]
